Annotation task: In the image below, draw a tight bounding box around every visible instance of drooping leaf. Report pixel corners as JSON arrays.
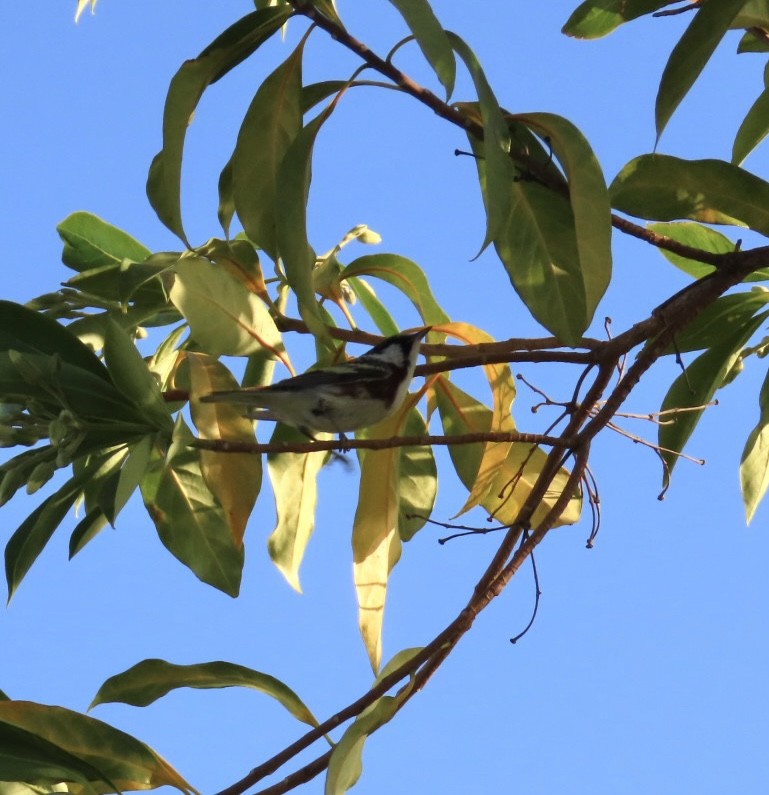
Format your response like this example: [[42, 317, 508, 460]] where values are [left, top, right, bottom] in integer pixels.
[[140, 419, 244, 596], [448, 33, 513, 254], [68, 508, 110, 559], [266, 425, 328, 592], [146, 7, 291, 242], [562, 0, 671, 39], [434, 378, 581, 527], [386, 0, 455, 98], [655, 0, 747, 141], [170, 256, 283, 358], [659, 309, 769, 483], [5, 456, 114, 602], [0, 701, 195, 794], [229, 39, 305, 259], [733, 88, 769, 165], [57, 212, 150, 273], [397, 409, 437, 541], [187, 352, 262, 546], [345, 277, 400, 337], [660, 290, 769, 355], [610, 154, 769, 236], [646, 221, 744, 280], [511, 112, 612, 319], [340, 254, 451, 327], [275, 104, 342, 338], [91, 659, 319, 729], [741, 364, 769, 523]]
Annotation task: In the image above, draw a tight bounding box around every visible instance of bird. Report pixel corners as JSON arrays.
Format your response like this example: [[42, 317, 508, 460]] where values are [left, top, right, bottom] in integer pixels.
[[200, 328, 430, 445]]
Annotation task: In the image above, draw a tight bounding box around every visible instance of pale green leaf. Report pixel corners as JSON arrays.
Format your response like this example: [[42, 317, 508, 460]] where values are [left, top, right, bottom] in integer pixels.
[[741, 364, 769, 522], [147, 7, 290, 242], [646, 222, 741, 280], [733, 88, 769, 165], [56, 212, 150, 273], [170, 256, 283, 357]]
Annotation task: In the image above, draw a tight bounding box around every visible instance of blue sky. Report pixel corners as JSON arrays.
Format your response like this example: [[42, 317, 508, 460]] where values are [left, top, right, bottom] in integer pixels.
[[2, 2, 769, 793]]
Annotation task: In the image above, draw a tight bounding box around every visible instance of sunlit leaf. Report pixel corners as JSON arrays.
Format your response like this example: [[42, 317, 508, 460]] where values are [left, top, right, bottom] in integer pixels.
[[741, 364, 769, 523], [147, 7, 291, 242], [91, 658, 319, 728], [512, 112, 612, 320], [187, 353, 262, 547], [170, 256, 283, 358], [646, 221, 743, 280], [610, 154, 769, 236], [140, 419, 244, 596], [266, 425, 328, 592], [57, 212, 150, 273], [659, 309, 769, 484], [397, 409, 437, 541], [386, 0, 455, 98], [0, 701, 195, 794], [562, 0, 670, 39], [340, 254, 451, 327]]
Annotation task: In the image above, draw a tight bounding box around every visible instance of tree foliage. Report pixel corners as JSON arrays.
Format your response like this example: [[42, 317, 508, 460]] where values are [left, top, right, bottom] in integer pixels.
[[3, 1, 769, 792]]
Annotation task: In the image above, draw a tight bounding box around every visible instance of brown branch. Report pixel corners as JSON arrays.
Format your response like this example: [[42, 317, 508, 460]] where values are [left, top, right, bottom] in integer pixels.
[[192, 431, 574, 456]]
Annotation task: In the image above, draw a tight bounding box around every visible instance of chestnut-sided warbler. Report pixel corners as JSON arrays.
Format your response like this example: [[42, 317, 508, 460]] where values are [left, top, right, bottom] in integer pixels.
[[201, 328, 429, 442]]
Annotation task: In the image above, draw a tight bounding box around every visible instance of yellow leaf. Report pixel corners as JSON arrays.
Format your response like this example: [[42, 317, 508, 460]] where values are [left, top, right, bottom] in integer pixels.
[[187, 352, 262, 546]]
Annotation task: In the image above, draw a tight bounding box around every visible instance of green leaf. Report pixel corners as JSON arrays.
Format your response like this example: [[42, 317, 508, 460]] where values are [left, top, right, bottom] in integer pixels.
[[103, 321, 173, 432], [5, 457, 108, 601], [69, 508, 110, 559], [345, 277, 400, 337], [733, 88, 769, 165], [229, 39, 304, 259], [741, 364, 769, 522], [512, 111, 612, 326], [562, 0, 671, 39], [340, 254, 451, 326], [325, 684, 405, 795], [91, 658, 319, 728], [0, 301, 110, 382], [397, 408, 437, 541], [57, 212, 150, 273], [659, 309, 769, 483], [301, 80, 348, 114], [660, 290, 769, 354], [170, 256, 283, 357], [267, 425, 328, 593], [646, 222, 743, 280], [146, 7, 291, 242], [275, 108, 339, 337], [187, 352, 262, 547], [140, 419, 244, 596], [655, 0, 747, 141], [447, 33, 513, 254], [610, 154, 769, 236], [0, 701, 195, 794], [386, 0, 455, 98], [732, 0, 769, 30]]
